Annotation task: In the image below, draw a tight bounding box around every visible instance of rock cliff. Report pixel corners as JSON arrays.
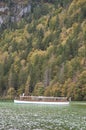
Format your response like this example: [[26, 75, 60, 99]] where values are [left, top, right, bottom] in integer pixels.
[[0, 0, 31, 26]]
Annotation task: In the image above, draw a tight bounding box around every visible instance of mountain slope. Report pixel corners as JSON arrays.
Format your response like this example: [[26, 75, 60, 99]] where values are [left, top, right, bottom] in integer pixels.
[[0, 0, 86, 100]]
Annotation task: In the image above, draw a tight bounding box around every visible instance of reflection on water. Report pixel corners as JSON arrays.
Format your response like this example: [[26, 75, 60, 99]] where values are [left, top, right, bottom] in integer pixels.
[[0, 102, 86, 130]]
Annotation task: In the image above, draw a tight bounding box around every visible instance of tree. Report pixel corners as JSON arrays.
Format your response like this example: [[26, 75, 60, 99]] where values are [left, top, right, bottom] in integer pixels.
[[44, 83, 61, 97], [0, 63, 4, 94], [43, 67, 51, 87], [83, 30, 86, 65], [33, 82, 44, 96], [25, 75, 31, 95], [7, 87, 16, 99]]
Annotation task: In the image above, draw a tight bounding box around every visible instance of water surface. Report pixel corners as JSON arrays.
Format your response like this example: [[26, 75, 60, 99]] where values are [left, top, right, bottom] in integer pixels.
[[0, 102, 86, 130]]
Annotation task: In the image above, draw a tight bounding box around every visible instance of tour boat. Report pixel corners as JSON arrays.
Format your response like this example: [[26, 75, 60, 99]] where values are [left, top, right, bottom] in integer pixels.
[[14, 96, 70, 105]]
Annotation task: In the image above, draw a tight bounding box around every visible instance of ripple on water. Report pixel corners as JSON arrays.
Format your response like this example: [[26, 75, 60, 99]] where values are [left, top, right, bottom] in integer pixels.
[[0, 102, 86, 130]]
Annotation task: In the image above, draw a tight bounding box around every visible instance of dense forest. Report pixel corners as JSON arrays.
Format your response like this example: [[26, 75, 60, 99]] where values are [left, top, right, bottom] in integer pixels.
[[0, 0, 86, 100]]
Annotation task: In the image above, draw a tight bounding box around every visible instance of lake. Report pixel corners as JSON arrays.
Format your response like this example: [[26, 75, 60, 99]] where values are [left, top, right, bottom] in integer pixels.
[[0, 102, 86, 130]]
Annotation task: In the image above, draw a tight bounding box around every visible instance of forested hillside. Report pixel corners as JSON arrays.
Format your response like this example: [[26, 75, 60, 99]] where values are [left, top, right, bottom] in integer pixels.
[[0, 0, 86, 100]]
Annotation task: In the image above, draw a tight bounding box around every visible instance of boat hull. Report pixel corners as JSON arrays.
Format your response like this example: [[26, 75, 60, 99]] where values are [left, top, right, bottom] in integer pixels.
[[14, 100, 69, 105]]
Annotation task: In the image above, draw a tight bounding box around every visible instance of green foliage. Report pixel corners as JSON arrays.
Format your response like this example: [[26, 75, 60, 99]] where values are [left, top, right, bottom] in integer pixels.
[[0, 0, 86, 100], [44, 82, 62, 97], [33, 82, 44, 96], [7, 87, 16, 99]]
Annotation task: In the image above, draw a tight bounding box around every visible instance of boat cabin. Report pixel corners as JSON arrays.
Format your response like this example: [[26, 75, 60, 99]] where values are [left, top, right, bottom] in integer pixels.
[[19, 96, 68, 102]]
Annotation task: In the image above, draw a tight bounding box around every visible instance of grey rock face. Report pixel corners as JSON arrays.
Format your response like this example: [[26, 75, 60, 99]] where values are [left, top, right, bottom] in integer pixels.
[[0, 1, 31, 26]]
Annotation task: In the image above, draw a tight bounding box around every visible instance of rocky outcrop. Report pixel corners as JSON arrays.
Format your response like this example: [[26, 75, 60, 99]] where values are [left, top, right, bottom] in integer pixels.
[[0, 1, 31, 26]]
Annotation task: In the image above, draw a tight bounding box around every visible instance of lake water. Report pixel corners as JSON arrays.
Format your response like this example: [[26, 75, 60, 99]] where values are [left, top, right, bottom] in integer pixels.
[[0, 102, 86, 130]]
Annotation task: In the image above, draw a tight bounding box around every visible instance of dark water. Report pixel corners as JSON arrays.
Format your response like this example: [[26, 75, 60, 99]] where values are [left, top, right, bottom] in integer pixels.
[[0, 102, 86, 130]]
